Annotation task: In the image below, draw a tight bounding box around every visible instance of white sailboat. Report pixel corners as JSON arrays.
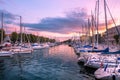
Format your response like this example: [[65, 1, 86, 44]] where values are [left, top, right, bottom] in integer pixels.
[[85, 54, 117, 69], [0, 12, 14, 57], [32, 43, 43, 50], [32, 33, 48, 50], [11, 16, 33, 54], [94, 0, 120, 79], [94, 57, 120, 80]]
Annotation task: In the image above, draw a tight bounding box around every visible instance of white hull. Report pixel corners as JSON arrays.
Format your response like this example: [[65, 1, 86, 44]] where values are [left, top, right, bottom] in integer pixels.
[[0, 51, 13, 57], [95, 68, 115, 80], [84, 62, 101, 69], [12, 47, 33, 54], [95, 65, 120, 80], [32, 46, 43, 50]]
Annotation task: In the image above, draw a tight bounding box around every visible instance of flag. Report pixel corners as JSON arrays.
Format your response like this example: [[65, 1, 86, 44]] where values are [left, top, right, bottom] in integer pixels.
[[104, 64, 108, 71]]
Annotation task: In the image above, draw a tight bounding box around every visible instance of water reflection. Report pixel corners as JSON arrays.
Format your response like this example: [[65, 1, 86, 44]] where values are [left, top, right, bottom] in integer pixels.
[[0, 44, 95, 80], [49, 45, 77, 61]]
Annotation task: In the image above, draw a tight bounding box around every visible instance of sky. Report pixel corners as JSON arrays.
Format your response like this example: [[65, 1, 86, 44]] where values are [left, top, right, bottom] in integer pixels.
[[0, 0, 120, 41]]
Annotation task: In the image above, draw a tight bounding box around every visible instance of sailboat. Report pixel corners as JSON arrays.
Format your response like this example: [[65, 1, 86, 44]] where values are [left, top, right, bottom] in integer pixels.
[[77, 2, 109, 65], [0, 12, 14, 57], [76, 11, 109, 55], [11, 16, 33, 54], [95, 57, 120, 80], [94, 0, 120, 79], [32, 43, 43, 50], [82, 0, 114, 69], [86, 7, 109, 53], [32, 33, 45, 50]]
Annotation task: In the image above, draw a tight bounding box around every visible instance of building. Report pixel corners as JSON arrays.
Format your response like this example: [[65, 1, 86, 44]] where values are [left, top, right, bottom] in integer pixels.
[[102, 25, 120, 44]]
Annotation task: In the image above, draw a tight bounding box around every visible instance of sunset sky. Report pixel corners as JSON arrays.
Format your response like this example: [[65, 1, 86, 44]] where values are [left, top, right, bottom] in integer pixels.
[[0, 0, 120, 41]]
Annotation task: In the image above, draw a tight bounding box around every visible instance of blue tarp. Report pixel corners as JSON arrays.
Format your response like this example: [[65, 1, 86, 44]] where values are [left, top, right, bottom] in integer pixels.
[[117, 57, 120, 60], [83, 45, 97, 49], [88, 47, 109, 53], [83, 45, 93, 48], [102, 50, 120, 54], [79, 50, 86, 52]]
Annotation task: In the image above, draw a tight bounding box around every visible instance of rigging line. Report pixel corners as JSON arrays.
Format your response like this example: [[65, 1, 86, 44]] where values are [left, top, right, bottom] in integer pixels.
[[88, 18, 91, 44], [24, 27, 30, 43], [106, 2, 120, 37], [96, 0, 99, 46], [94, 0, 97, 29], [91, 11, 95, 49], [106, 0, 120, 47], [94, 0, 98, 44], [104, 0, 109, 47]]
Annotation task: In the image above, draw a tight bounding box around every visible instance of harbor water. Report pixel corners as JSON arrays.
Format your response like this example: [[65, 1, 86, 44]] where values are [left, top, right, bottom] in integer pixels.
[[0, 44, 95, 80]]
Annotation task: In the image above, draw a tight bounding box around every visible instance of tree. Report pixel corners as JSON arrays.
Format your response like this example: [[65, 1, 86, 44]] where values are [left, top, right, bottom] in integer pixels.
[[114, 35, 119, 44], [11, 32, 18, 43], [0, 29, 5, 43], [95, 34, 103, 43], [10, 32, 56, 43]]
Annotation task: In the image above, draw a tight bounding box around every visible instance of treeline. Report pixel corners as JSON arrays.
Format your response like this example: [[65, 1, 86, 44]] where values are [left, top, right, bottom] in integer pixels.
[[0, 29, 55, 43]]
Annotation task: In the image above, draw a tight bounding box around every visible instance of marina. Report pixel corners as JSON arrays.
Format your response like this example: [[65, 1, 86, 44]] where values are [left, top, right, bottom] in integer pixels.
[[0, 0, 120, 80]]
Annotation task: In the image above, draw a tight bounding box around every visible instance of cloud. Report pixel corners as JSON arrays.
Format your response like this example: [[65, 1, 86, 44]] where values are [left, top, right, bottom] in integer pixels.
[[24, 7, 116, 35], [23, 8, 88, 34], [66, 8, 88, 19], [98, 19, 116, 32], [0, 10, 19, 24], [0, 8, 117, 37]]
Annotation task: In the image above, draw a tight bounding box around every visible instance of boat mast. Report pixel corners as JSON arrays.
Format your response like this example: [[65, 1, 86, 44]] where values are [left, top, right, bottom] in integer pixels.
[[96, 0, 99, 47], [78, 32, 80, 44], [20, 16, 22, 44], [85, 24, 87, 45], [94, 1, 97, 46], [104, 0, 109, 47], [81, 24, 84, 44], [1, 12, 3, 44], [91, 12, 95, 49], [23, 23, 25, 43], [88, 18, 91, 45]]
